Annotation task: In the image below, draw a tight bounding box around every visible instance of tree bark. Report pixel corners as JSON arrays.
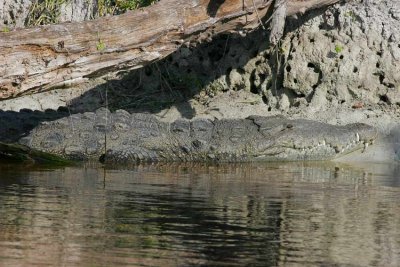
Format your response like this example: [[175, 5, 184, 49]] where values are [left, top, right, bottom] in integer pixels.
[[0, 0, 339, 100]]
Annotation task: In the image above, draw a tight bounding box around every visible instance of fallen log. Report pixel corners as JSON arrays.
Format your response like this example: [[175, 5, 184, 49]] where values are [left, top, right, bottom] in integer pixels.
[[0, 0, 340, 100]]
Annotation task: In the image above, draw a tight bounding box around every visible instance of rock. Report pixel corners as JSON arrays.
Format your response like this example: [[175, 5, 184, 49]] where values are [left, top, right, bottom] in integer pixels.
[[278, 94, 290, 111], [229, 69, 245, 90], [282, 0, 400, 106], [309, 86, 328, 112], [387, 88, 400, 105]]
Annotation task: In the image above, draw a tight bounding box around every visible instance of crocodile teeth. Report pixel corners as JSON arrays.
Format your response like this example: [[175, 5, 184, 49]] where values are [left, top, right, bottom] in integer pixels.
[[356, 133, 360, 142]]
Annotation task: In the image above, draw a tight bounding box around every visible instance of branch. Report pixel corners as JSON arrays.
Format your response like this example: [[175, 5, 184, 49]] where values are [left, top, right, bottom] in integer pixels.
[[269, 0, 287, 45]]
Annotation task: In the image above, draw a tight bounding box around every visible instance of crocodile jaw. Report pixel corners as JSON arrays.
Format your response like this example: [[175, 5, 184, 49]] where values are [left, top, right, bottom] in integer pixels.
[[254, 122, 378, 161]]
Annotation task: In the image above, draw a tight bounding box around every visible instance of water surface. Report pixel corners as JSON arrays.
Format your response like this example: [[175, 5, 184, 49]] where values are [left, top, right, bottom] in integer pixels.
[[0, 161, 399, 266]]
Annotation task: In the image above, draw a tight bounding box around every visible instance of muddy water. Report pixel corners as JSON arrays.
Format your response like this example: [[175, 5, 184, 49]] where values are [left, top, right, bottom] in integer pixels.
[[0, 162, 399, 267]]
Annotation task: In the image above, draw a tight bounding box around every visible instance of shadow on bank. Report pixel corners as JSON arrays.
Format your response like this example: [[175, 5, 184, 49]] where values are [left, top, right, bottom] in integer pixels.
[[0, 7, 331, 143]]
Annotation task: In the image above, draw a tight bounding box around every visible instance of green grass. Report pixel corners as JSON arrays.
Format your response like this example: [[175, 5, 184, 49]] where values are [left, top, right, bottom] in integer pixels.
[[98, 0, 158, 16], [26, 0, 67, 26], [26, 0, 158, 26]]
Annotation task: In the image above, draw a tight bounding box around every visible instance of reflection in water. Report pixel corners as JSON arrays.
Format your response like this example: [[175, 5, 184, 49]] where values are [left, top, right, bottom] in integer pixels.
[[0, 162, 399, 266]]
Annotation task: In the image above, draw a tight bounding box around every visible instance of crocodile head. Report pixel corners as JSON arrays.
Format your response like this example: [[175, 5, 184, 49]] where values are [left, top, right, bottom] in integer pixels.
[[248, 116, 378, 161]]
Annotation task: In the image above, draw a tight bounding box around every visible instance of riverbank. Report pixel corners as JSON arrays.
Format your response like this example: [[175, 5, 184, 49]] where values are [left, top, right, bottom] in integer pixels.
[[0, 0, 399, 162]]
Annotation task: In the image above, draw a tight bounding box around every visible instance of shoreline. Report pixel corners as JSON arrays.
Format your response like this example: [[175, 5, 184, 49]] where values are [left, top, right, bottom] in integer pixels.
[[0, 0, 399, 163]]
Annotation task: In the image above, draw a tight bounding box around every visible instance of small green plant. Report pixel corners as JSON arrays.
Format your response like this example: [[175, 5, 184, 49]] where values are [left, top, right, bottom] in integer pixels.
[[96, 39, 106, 51], [96, 31, 106, 51], [1, 26, 10, 33], [345, 10, 356, 22], [335, 44, 344, 54]]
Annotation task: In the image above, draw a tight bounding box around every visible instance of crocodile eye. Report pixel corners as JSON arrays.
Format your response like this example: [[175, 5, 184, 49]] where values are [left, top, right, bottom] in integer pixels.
[[286, 124, 293, 129]]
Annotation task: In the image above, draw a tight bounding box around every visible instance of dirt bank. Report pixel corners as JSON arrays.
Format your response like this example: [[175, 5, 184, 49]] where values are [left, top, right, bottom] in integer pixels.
[[0, 0, 399, 160]]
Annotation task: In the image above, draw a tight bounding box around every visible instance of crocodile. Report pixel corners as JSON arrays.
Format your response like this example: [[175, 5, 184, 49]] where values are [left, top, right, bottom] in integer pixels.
[[13, 108, 377, 163]]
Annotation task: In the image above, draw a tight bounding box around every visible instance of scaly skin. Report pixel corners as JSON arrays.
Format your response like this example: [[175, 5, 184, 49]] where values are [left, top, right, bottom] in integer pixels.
[[17, 108, 378, 163]]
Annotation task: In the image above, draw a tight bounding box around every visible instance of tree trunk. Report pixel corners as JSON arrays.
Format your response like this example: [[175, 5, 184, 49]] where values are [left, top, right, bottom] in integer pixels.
[[0, 0, 339, 100]]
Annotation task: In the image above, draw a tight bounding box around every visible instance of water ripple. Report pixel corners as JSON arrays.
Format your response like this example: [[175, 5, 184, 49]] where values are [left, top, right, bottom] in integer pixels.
[[0, 161, 399, 266]]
